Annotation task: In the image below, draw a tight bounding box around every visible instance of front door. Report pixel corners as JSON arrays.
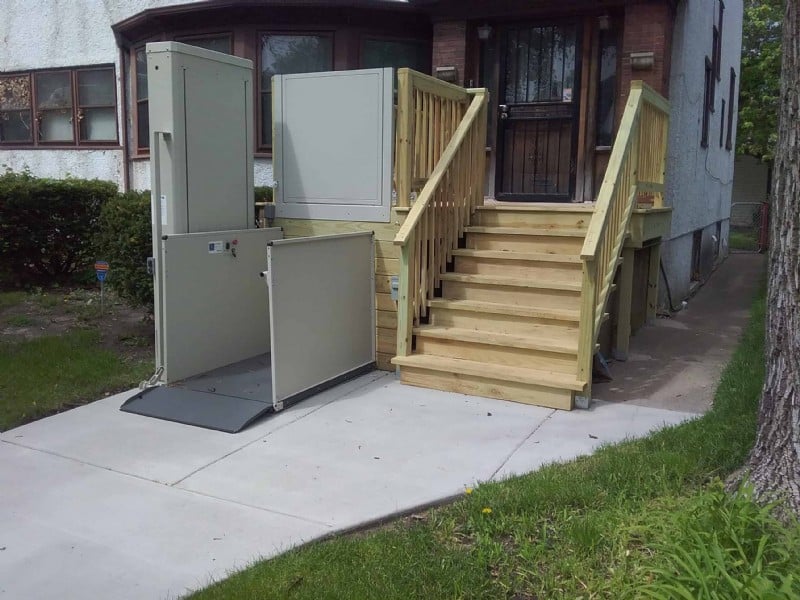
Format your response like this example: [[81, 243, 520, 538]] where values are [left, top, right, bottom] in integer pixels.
[[496, 23, 581, 202]]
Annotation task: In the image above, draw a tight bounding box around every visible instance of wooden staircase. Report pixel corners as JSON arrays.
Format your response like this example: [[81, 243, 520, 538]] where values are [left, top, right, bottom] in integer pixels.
[[390, 71, 669, 412], [393, 205, 592, 409]]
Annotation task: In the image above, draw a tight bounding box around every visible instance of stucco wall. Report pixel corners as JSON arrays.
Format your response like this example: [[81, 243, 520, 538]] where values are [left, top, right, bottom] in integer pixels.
[[130, 157, 274, 191], [661, 0, 742, 302], [0, 0, 207, 187]]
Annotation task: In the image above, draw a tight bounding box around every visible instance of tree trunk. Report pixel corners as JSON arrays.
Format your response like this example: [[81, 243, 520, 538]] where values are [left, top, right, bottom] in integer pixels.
[[736, 0, 800, 516]]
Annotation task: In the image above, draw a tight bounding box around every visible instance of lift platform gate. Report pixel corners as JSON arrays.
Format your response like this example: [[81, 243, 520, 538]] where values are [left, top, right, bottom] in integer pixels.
[[122, 43, 376, 432]]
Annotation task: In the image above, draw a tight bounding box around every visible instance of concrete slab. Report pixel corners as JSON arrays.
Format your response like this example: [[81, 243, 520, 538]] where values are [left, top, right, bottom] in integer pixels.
[[0, 370, 387, 485], [177, 376, 554, 527], [494, 400, 694, 479], [0, 443, 329, 600], [595, 253, 765, 413]]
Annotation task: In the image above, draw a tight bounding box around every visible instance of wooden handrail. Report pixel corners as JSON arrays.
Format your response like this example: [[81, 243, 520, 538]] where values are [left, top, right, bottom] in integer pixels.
[[393, 75, 488, 358], [395, 68, 473, 208], [576, 80, 670, 393], [395, 91, 487, 246]]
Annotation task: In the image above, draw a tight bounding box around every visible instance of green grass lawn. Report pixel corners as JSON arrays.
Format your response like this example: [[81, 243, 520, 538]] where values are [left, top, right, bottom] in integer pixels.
[[729, 230, 760, 251], [191, 286, 800, 599], [0, 288, 153, 431]]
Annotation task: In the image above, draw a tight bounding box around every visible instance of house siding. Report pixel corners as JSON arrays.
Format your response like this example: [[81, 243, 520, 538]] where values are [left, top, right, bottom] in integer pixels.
[[662, 0, 743, 302]]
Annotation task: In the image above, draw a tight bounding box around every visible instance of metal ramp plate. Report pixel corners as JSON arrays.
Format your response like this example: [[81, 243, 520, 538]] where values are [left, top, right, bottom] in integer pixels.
[[121, 355, 273, 433]]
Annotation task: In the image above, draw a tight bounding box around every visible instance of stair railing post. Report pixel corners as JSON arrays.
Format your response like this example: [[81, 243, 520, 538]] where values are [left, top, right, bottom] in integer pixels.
[[396, 230, 416, 357], [577, 258, 597, 402], [396, 69, 414, 208]]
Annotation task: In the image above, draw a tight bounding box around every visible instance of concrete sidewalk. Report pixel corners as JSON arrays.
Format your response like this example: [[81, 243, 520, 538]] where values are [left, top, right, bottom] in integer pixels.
[[0, 254, 762, 599]]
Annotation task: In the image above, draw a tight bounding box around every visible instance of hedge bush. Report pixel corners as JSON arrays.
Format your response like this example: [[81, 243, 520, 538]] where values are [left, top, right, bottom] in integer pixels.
[[0, 172, 117, 286], [95, 191, 154, 311]]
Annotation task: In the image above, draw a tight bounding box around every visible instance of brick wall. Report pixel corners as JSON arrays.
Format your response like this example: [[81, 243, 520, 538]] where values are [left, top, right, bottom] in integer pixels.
[[620, 1, 675, 99], [432, 20, 467, 86]]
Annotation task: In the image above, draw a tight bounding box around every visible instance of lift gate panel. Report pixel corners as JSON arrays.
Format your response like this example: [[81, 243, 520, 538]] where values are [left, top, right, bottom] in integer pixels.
[[266, 232, 376, 408]]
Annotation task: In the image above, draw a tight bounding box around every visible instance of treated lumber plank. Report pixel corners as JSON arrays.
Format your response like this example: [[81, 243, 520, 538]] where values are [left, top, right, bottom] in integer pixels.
[[392, 354, 585, 391]]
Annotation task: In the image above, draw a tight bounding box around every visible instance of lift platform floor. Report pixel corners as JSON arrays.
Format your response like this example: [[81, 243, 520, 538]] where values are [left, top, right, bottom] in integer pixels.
[[121, 355, 274, 433]]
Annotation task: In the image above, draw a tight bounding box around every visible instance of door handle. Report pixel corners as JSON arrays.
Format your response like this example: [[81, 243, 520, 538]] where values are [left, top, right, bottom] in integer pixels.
[[499, 104, 509, 120]]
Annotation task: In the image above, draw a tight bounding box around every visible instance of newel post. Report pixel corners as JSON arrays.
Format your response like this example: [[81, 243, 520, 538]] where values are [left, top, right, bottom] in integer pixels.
[[396, 232, 416, 357], [577, 259, 597, 400], [396, 69, 414, 208]]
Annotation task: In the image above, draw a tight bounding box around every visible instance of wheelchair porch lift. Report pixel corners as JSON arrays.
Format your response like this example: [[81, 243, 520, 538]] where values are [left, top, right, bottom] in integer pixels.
[[121, 43, 387, 432]]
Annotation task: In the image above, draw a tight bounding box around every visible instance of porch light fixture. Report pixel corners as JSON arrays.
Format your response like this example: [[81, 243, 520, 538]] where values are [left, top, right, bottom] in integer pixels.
[[598, 14, 611, 31], [477, 23, 493, 41]]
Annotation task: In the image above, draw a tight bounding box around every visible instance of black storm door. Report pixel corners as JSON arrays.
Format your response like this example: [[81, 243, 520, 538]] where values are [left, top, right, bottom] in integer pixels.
[[496, 23, 581, 201]]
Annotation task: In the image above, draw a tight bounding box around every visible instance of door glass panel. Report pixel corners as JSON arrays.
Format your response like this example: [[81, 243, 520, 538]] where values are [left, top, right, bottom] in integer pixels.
[[498, 23, 578, 200], [505, 25, 576, 104]]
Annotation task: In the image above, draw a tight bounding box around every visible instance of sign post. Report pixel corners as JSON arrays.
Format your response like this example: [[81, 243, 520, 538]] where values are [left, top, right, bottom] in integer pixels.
[[95, 261, 110, 312]]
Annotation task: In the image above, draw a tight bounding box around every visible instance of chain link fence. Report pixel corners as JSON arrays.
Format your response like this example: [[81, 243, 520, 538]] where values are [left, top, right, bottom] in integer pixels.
[[730, 202, 768, 252]]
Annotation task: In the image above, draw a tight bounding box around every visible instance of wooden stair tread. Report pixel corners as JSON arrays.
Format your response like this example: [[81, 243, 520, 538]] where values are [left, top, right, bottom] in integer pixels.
[[440, 273, 582, 292], [392, 354, 586, 391], [464, 226, 587, 237], [413, 325, 578, 353], [451, 249, 582, 263], [427, 299, 580, 322], [477, 204, 594, 213]]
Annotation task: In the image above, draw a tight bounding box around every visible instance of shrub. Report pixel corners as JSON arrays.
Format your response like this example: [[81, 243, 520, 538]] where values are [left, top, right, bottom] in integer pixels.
[[254, 186, 273, 203], [0, 171, 117, 286], [95, 191, 154, 311]]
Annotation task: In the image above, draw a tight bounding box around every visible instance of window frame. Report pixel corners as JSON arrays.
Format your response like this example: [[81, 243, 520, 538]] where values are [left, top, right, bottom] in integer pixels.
[[0, 65, 118, 149], [256, 30, 335, 153], [716, 0, 725, 81], [726, 68, 736, 151], [719, 98, 725, 148], [357, 35, 432, 72], [131, 33, 233, 156], [701, 56, 712, 148], [0, 72, 34, 145], [175, 32, 234, 54]]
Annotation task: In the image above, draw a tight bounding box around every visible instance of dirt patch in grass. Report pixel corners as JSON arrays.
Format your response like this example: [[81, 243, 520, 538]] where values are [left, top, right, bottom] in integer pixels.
[[0, 288, 153, 363]]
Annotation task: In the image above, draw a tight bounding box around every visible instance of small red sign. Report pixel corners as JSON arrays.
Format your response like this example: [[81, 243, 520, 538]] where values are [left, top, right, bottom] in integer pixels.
[[94, 261, 110, 271]]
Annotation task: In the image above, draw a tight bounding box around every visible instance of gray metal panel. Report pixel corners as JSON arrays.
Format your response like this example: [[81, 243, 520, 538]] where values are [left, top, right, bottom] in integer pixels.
[[147, 42, 254, 235], [160, 228, 283, 383], [273, 69, 393, 222], [266, 232, 375, 407]]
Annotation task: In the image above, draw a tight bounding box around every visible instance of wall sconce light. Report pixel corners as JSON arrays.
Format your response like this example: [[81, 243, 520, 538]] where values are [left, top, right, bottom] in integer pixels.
[[598, 14, 611, 31], [435, 66, 458, 83], [630, 51, 655, 70], [477, 23, 493, 41]]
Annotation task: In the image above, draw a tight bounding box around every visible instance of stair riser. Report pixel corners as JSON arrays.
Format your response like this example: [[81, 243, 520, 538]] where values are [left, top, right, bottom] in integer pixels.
[[400, 367, 574, 410], [442, 280, 582, 311], [430, 307, 578, 335], [466, 233, 583, 254], [454, 256, 582, 283], [416, 337, 577, 374], [474, 211, 591, 229]]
